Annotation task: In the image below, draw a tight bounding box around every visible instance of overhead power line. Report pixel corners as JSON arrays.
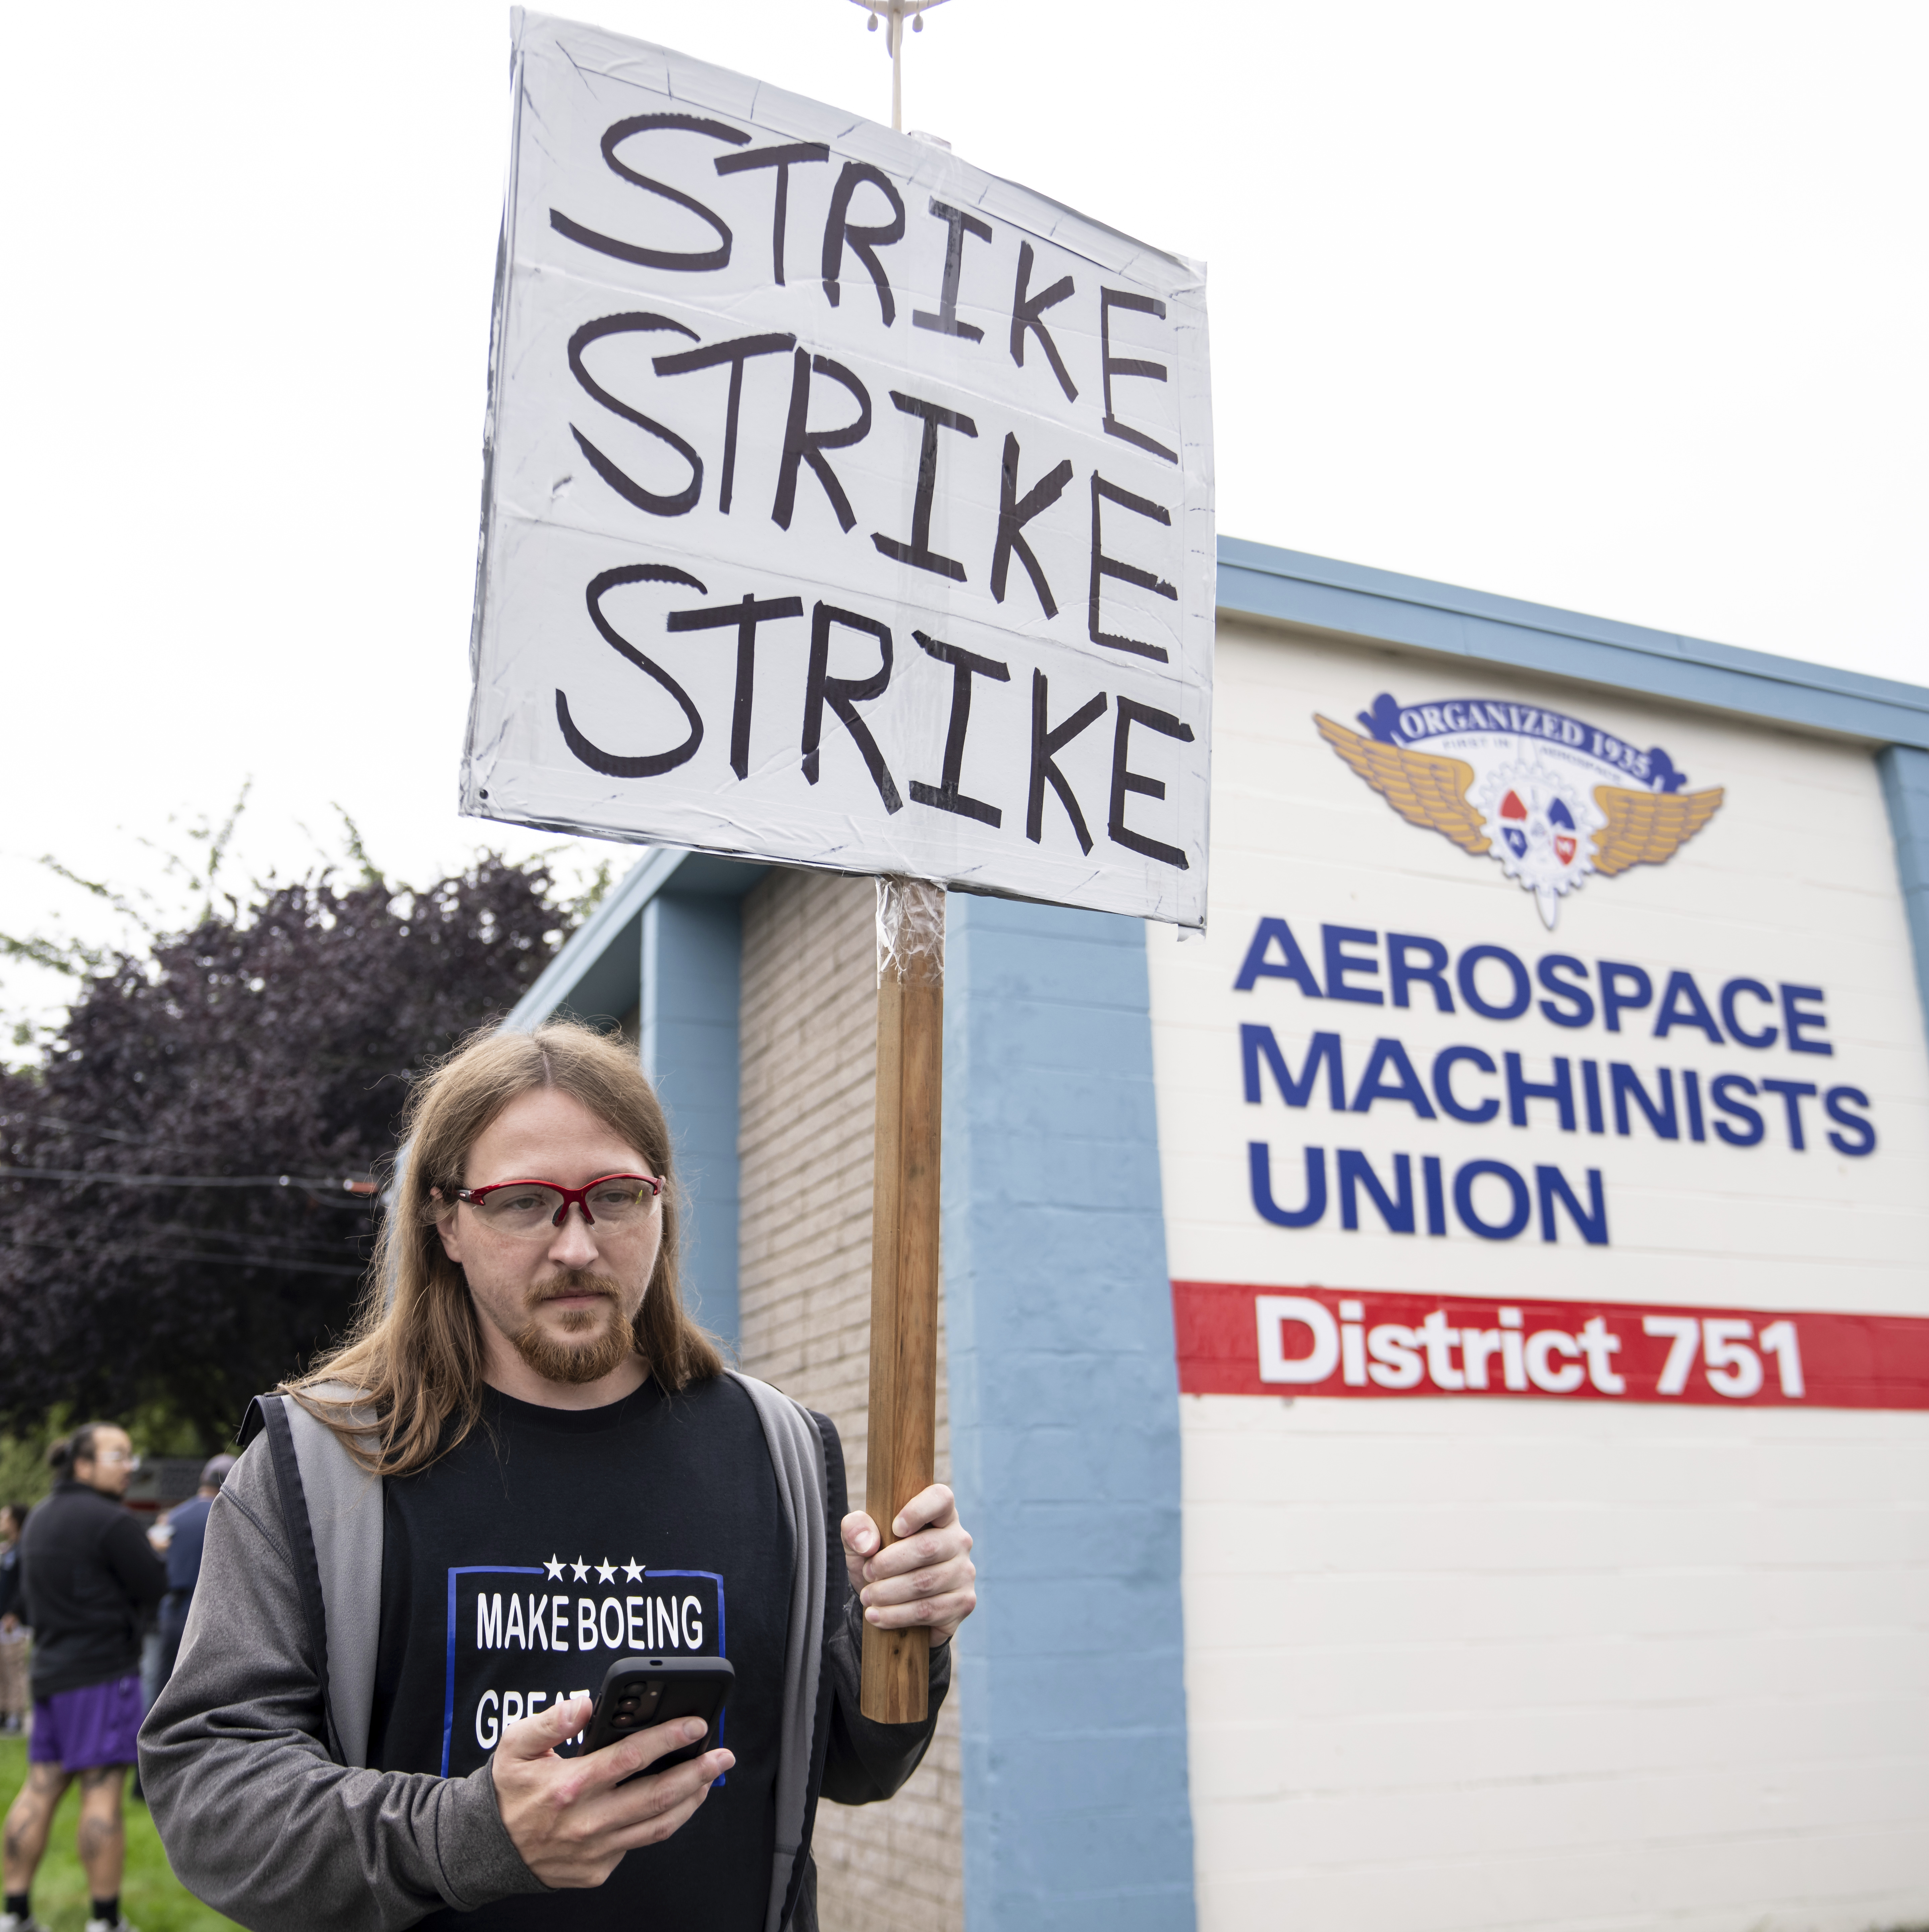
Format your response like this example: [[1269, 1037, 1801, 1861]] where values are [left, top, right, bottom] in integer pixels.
[[0, 1165, 378, 1195], [9, 1236, 368, 1278]]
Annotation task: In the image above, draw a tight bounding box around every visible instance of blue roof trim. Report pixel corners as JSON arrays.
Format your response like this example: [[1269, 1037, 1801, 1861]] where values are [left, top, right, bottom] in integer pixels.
[[1878, 747, 1929, 1042], [1216, 536, 1929, 751], [506, 848, 766, 1032], [503, 848, 685, 1033]]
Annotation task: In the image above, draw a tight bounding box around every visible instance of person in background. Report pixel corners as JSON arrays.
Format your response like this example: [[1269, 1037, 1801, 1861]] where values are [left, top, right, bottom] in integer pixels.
[[152, 1458, 233, 1690], [2, 1426, 166, 1932], [0, 1505, 29, 1736]]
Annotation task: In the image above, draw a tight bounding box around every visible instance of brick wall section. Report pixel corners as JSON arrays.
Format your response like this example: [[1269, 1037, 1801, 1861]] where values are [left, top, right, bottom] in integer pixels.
[[736, 866, 963, 1932]]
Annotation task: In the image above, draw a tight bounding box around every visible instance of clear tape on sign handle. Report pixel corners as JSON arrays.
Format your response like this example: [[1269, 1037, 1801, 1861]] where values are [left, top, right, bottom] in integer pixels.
[[876, 875, 945, 987]]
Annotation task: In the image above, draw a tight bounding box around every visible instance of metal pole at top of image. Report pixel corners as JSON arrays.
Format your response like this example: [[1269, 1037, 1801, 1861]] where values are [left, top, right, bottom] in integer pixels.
[[849, 0, 951, 132]]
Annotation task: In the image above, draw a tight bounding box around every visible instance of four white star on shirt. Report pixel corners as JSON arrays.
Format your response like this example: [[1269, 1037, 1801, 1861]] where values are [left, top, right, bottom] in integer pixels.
[[539, 1554, 650, 1585]]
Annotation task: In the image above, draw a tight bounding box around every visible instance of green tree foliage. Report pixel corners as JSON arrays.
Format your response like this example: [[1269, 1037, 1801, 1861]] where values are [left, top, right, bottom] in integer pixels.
[[0, 854, 578, 1442]]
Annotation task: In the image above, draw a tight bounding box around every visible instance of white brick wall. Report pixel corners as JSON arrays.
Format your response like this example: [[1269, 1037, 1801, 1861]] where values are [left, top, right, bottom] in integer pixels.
[[1152, 621, 1929, 1932], [1180, 1395, 1929, 1932], [736, 866, 963, 1932]]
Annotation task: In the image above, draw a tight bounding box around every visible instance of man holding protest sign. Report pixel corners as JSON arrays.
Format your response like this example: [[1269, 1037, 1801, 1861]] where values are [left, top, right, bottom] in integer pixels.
[[146, 11, 1211, 1925], [142, 1022, 975, 1930]]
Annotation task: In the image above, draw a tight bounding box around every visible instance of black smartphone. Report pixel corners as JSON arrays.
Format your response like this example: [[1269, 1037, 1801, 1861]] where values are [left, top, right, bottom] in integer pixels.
[[581, 1656, 735, 1778]]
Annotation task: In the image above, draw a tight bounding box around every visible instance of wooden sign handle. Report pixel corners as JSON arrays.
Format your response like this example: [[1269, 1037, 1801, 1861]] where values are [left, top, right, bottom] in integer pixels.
[[861, 877, 944, 1724]]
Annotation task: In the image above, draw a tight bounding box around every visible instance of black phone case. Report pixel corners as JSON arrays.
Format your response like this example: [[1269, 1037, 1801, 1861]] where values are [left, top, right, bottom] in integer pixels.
[[581, 1655, 736, 1775]]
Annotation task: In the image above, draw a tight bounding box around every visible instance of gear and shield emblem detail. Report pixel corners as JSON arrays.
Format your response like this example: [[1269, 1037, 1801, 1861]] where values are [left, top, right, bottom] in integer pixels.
[[1317, 693, 1724, 928]]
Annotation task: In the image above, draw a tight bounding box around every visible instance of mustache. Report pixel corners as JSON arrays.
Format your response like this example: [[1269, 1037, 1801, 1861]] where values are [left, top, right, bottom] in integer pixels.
[[523, 1271, 625, 1310]]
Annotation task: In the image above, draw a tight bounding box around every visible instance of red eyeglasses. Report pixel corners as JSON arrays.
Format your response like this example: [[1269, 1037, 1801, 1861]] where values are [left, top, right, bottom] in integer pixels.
[[454, 1174, 663, 1238]]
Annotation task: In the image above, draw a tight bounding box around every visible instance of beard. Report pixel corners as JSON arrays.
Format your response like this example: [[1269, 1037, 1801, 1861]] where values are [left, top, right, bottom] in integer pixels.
[[509, 1271, 640, 1386]]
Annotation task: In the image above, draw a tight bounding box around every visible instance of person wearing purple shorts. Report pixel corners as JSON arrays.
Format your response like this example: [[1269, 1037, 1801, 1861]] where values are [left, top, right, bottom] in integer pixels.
[[2, 1423, 164, 1932]]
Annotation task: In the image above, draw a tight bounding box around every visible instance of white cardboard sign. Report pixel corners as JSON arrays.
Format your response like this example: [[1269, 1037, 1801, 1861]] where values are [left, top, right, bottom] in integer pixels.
[[462, 11, 1214, 926]]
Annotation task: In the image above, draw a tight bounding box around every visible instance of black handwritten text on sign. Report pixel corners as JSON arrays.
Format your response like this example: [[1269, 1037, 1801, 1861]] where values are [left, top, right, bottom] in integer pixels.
[[463, 13, 1214, 926]]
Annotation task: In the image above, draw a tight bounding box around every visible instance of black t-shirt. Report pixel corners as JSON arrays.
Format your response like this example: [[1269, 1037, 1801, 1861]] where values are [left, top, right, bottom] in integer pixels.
[[369, 1376, 792, 1929]]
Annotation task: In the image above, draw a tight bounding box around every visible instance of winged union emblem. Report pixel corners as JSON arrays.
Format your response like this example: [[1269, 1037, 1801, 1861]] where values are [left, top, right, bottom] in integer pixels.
[[1316, 692, 1723, 928]]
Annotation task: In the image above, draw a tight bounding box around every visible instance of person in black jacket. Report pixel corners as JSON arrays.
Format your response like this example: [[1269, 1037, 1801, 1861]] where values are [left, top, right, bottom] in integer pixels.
[[2, 1425, 165, 1932]]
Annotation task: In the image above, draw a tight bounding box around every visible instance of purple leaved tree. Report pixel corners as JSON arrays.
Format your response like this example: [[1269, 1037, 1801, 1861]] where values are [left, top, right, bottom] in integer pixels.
[[0, 851, 586, 1443]]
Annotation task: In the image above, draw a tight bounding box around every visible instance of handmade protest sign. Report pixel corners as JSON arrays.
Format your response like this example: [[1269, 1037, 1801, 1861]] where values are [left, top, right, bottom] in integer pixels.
[[463, 10, 1214, 929], [465, 10, 1215, 1720]]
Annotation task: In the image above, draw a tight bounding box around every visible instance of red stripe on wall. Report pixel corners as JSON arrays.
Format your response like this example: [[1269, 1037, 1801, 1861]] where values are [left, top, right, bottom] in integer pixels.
[[1172, 1281, 1929, 1409]]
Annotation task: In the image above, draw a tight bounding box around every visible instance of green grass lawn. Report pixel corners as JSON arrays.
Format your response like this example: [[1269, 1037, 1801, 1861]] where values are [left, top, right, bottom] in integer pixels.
[[0, 1736, 240, 1932]]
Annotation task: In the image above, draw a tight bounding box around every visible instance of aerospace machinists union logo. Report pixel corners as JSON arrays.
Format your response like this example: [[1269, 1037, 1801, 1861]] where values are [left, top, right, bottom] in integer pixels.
[[1317, 693, 1724, 928]]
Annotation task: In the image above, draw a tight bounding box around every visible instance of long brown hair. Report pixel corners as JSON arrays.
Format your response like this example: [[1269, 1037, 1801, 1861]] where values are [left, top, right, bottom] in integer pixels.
[[287, 1021, 722, 1476]]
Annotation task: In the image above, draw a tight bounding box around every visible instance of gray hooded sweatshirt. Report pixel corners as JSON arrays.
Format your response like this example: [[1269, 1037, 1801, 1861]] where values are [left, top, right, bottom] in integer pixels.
[[138, 1379, 946, 1932]]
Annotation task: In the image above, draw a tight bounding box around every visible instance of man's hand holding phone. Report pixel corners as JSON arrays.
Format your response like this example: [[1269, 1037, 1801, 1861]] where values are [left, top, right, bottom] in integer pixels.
[[491, 1694, 734, 1888]]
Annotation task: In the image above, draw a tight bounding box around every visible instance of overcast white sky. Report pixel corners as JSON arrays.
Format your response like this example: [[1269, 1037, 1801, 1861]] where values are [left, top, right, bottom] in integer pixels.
[[3, 1, 1924, 1032]]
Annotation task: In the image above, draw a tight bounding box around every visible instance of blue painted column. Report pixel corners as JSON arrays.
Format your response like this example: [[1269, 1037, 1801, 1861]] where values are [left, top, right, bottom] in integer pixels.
[[1879, 745, 1929, 1043], [641, 893, 744, 1349], [942, 893, 1196, 1932]]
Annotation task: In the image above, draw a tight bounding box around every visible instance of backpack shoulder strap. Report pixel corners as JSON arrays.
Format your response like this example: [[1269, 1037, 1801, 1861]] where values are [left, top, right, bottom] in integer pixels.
[[782, 1409, 845, 1932], [725, 1370, 829, 1932], [242, 1388, 386, 1769], [243, 1393, 343, 1762]]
